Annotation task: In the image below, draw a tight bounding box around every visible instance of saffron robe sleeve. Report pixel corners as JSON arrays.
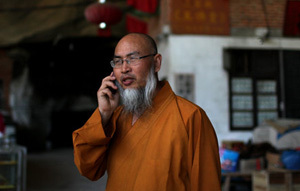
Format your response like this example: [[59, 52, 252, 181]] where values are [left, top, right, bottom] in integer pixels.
[[72, 108, 119, 181]]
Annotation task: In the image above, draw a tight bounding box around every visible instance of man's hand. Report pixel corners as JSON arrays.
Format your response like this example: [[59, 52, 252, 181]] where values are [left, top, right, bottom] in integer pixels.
[[97, 72, 120, 126]]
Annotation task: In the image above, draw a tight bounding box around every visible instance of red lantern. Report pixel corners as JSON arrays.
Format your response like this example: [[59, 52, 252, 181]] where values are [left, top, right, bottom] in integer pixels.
[[126, 14, 148, 34], [84, 3, 123, 25], [97, 27, 112, 37]]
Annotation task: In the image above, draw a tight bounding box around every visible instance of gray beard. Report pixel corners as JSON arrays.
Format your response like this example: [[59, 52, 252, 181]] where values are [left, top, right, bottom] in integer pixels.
[[116, 66, 157, 116]]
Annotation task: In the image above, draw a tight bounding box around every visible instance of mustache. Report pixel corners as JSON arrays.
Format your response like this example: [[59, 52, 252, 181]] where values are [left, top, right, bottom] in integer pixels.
[[120, 74, 136, 81]]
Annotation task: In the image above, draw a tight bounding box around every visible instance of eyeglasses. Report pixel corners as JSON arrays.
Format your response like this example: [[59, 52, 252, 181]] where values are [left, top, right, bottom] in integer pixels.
[[110, 53, 156, 68]]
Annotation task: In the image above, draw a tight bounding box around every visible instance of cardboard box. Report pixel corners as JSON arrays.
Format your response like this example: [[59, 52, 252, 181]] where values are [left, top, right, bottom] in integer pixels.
[[240, 157, 265, 172], [266, 152, 283, 170]]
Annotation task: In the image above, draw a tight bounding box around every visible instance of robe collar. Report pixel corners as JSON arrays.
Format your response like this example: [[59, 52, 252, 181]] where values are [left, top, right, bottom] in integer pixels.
[[151, 81, 175, 112]]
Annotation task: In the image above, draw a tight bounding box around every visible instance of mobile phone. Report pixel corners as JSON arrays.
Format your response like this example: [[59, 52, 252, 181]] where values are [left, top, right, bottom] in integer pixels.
[[109, 72, 117, 94], [109, 80, 117, 94]]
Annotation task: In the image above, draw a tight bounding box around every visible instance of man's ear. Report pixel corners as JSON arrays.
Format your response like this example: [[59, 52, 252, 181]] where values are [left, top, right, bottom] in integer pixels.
[[154, 54, 162, 73]]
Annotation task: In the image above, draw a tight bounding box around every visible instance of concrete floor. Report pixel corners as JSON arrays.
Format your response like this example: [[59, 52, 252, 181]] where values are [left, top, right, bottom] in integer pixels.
[[27, 148, 107, 191], [26, 148, 253, 191]]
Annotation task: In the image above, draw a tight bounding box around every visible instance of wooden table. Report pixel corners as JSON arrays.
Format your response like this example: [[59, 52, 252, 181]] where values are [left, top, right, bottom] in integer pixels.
[[222, 170, 300, 191], [252, 170, 300, 191]]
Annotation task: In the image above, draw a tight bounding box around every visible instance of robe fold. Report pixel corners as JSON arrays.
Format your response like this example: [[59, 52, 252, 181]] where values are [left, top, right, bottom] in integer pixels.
[[73, 81, 221, 191]]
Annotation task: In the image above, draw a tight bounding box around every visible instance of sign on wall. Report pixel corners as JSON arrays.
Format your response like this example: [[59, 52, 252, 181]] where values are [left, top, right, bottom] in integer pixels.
[[170, 0, 230, 35], [175, 74, 195, 102]]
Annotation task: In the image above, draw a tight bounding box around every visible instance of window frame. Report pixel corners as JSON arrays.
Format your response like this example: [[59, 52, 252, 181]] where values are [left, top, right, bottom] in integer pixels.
[[226, 49, 281, 130]]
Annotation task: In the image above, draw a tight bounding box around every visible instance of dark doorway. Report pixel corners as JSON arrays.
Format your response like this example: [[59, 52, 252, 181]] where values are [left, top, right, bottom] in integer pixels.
[[13, 36, 118, 150]]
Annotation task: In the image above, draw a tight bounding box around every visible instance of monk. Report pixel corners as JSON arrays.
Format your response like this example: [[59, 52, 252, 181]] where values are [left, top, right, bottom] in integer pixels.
[[73, 33, 221, 191]]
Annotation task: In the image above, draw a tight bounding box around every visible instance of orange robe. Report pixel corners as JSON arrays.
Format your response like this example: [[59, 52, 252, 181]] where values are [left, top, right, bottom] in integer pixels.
[[73, 81, 221, 191]]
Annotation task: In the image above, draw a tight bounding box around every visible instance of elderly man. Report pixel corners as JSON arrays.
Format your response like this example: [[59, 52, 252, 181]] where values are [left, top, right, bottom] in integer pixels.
[[73, 33, 221, 191]]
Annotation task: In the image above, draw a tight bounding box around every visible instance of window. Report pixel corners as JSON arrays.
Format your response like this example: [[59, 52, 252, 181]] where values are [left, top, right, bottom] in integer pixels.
[[226, 49, 300, 130], [226, 49, 281, 130]]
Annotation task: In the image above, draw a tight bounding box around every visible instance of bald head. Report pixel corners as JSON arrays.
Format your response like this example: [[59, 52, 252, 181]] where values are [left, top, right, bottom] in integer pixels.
[[115, 33, 157, 56]]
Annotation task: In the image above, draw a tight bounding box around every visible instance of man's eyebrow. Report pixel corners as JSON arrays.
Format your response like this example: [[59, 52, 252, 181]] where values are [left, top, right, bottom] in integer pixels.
[[114, 51, 140, 58]]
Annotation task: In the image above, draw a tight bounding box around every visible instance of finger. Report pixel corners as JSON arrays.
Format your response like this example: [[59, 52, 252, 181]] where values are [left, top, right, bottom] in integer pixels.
[[100, 77, 116, 89], [102, 85, 119, 98], [102, 75, 115, 84], [107, 73, 116, 80], [108, 80, 118, 90], [106, 88, 119, 100], [100, 88, 114, 99]]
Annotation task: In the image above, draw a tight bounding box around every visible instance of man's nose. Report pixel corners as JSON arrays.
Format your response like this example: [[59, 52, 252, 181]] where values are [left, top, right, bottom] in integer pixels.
[[121, 60, 131, 73]]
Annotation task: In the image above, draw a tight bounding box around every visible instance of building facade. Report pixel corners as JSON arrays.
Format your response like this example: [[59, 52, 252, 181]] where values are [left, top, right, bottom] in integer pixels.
[[151, 0, 300, 143]]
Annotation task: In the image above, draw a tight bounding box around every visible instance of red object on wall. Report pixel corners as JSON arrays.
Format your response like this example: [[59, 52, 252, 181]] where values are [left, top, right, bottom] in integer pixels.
[[127, 0, 158, 13], [126, 14, 148, 34], [284, 0, 300, 36], [84, 3, 123, 25], [97, 27, 112, 37]]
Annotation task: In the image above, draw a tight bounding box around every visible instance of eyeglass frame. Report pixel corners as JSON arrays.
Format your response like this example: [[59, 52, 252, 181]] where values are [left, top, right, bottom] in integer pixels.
[[110, 53, 157, 68]]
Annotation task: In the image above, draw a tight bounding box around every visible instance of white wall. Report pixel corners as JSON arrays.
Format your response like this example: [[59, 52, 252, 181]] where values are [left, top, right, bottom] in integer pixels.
[[157, 35, 300, 145]]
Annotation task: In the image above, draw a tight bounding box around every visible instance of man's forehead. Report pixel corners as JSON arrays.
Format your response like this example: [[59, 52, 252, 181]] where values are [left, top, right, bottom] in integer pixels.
[[114, 51, 141, 57], [117, 35, 148, 48], [115, 39, 148, 56]]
